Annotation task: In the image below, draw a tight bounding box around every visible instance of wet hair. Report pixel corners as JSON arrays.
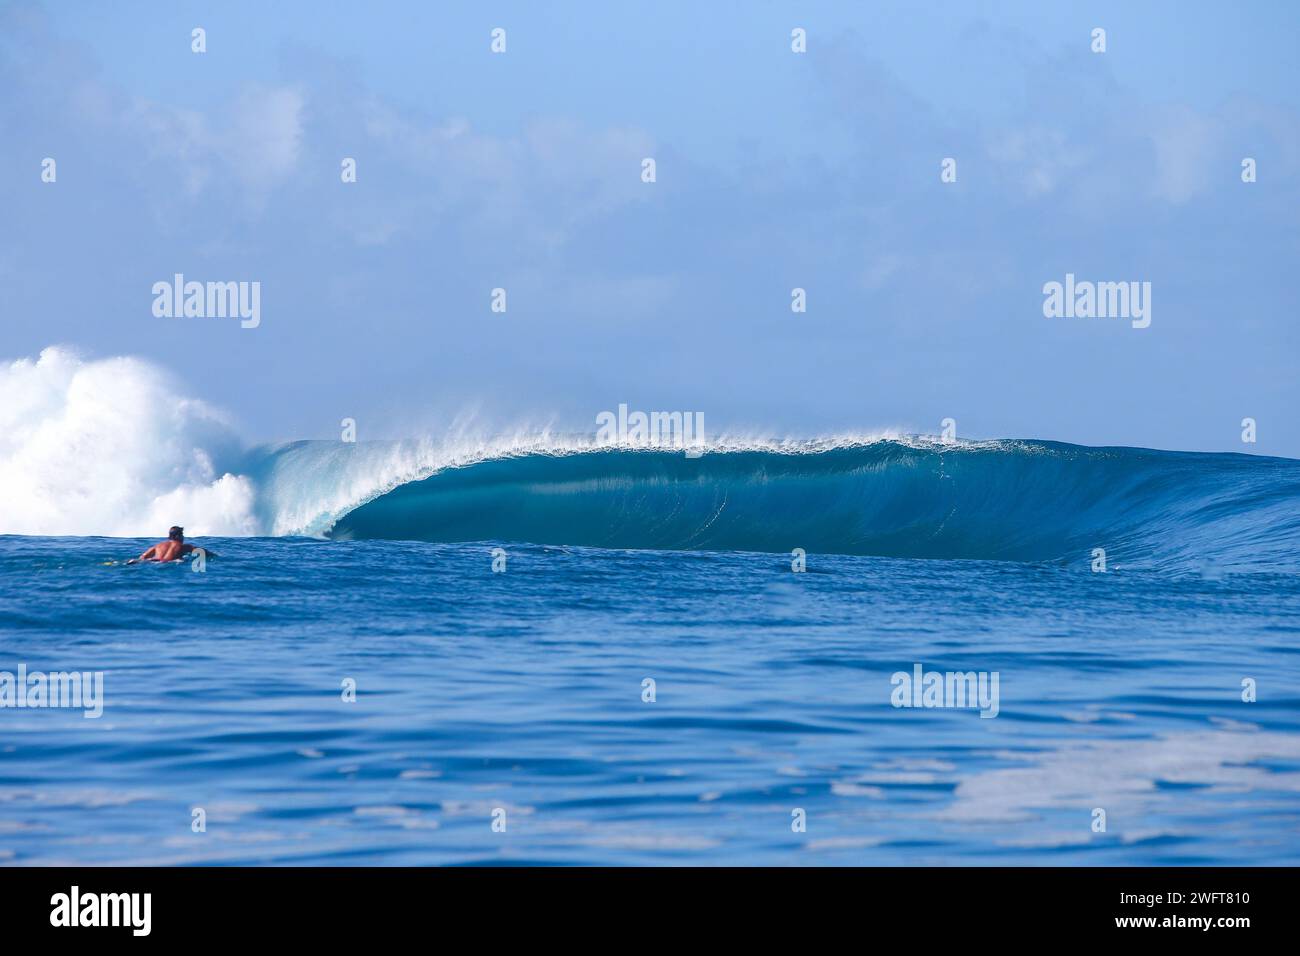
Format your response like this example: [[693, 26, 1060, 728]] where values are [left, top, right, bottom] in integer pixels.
[[168, 526, 184, 540]]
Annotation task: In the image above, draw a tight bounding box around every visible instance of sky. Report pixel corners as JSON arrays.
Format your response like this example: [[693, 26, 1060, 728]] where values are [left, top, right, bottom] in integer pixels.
[[2, 0, 1298, 455]]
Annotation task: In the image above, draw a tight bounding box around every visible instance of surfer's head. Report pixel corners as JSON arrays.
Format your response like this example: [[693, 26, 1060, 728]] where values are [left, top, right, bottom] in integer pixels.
[[168, 526, 184, 541]]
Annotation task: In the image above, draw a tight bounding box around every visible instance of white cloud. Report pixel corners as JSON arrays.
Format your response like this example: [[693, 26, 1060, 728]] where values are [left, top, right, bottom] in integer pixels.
[[221, 86, 305, 186], [1146, 104, 1218, 204], [986, 126, 1089, 199]]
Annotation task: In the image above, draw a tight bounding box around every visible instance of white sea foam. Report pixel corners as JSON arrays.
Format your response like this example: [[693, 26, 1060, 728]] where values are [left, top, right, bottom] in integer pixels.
[[0, 347, 258, 537]]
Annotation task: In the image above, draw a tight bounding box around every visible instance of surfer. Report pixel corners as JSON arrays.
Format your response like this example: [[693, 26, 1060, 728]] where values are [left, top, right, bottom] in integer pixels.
[[126, 526, 217, 563]]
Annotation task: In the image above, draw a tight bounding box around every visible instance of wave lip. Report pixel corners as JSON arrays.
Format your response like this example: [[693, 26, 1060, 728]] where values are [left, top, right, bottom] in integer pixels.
[[323, 438, 1300, 571]]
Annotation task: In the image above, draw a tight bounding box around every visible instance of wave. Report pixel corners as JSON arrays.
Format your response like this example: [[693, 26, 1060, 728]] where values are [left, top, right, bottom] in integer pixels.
[[322, 440, 1300, 571], [4, 348, 1298, 570]]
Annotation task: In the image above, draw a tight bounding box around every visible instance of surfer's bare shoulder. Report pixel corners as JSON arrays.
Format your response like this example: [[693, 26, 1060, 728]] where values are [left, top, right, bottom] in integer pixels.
[[126, 527, 214, 563]]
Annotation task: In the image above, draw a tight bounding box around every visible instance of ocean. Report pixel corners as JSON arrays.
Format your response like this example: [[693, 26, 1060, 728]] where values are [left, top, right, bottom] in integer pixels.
[[2, 438, 1299, 865]]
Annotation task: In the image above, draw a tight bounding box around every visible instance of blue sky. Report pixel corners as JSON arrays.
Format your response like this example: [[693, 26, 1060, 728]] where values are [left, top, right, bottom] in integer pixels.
[[2, 0, 1298, 454]]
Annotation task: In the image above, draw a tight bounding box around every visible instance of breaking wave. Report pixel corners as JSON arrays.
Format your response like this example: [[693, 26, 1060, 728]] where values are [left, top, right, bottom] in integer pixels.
[[4, 348, 1298, 570]]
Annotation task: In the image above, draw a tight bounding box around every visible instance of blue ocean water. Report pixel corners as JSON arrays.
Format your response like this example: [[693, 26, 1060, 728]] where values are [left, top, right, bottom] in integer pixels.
[[2, 439, 1299, 865]]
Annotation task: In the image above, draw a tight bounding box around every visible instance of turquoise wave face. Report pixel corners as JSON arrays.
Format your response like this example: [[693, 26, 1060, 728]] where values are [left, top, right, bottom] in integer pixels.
[[326, 440, 1300, 572]]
